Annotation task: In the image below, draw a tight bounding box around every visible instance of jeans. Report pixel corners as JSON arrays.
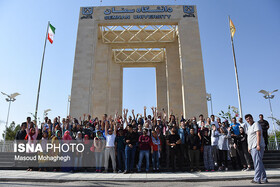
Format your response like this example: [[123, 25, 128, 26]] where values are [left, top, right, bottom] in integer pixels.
[[152, 151, 160, 170], [74, 155, 82, 170], [95, 152, 103, 170], [125, 145, 136, 171], [117, 149, 125, 171], [251, 147, 267, 182], [137, 150, 150, 172], [203, 145, 214, 170]]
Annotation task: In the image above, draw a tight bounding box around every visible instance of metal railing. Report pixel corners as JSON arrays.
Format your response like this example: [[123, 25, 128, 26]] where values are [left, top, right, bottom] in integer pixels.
[[268, 139, 280, 150]]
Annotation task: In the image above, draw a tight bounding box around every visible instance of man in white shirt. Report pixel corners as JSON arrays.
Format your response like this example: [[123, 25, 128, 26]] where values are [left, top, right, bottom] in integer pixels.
[[245, 114, 267, 184], [239, 117, 248, 134], [104, 121, 117, 173], [197, 114, 206, 128], [210, 115, 219, 129]]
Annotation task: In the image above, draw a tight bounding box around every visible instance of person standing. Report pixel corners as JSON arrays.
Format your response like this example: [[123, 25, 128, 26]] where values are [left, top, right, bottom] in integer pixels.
[[245, 114, 268, 184], [258, 114, 270, 151], [124, 124, 138, 173], [210, 115, 219, 129], [178, 121, 188, 167], [151, 130, 161, 172], [104, 122, 117, 173], [94, 131, 105, 172], [197, 114, 206, 128], [166, 126, 182, 172], [230, 117, 241, 136], [211, 124, 220, 168], [116, 129, 126, 173], [201, 129, 214, 171], [187, 128, 200, 172], [217, 127, 231, 171], [15, 122, 27, 140], [137, 128, 151, 173], [236, 127, 252, 171], [239, 117, 248, 134]]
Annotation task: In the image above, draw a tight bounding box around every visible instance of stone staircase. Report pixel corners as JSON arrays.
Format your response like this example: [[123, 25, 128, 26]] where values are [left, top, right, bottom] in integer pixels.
[[263, 150, 280, 168]]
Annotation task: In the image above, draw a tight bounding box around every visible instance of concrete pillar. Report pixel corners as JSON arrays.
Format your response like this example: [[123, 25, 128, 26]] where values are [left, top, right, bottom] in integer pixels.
[[156, 62, 168, 112], [70, 20, 97, 119], [108, 61, 123, 116], [178, 18, 208, 118], [165, 42, 183, 117], [90, 40, 111, 118]]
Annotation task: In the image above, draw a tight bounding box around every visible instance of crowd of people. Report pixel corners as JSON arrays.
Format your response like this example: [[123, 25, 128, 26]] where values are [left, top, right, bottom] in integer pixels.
[[15, 107, 270, 175]]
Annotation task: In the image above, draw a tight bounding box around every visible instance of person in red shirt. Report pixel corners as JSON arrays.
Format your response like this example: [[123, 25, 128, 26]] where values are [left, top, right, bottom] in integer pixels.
[[137, 128, 151, 172], [151, 130, 162, 172]]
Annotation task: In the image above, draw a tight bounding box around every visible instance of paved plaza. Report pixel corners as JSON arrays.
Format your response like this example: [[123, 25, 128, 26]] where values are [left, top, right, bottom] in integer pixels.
[[0, 169, 279, 182]]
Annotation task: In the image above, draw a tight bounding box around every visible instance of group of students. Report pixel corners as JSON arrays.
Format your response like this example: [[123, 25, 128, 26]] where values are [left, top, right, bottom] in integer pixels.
[[15, 107, 270, 173]]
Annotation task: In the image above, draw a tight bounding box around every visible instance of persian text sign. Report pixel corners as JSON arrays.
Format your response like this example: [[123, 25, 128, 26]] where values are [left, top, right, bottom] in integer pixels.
[[104, 6, 176, 20]]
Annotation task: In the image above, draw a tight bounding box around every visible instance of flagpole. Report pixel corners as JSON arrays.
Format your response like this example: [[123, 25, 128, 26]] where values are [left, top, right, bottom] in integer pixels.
[[228, 16, 243, 118], [34, 21, 50, 123]]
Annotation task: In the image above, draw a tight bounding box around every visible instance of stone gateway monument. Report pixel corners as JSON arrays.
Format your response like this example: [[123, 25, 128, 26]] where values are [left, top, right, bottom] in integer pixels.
[[70, 5, 208, 119]]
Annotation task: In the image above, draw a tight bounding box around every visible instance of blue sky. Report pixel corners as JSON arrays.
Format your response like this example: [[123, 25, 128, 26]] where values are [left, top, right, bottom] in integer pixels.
[[0, 0, 280, 139]]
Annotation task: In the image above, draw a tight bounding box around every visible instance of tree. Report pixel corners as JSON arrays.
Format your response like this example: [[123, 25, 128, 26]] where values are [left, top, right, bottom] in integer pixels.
[[2, 121, 20, 141], [218, 105, 239, 121]]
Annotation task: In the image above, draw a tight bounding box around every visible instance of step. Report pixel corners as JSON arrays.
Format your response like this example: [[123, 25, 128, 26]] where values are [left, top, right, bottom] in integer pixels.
[[0, 162, 15, 167], [263, 160, 280, 164], [264, 164, 280, 168], [263, 156, 280, 160], [264, 150, 280, 153]]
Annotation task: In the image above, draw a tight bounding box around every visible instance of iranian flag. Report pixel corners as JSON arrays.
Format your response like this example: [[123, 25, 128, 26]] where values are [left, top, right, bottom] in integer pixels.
[[48, 24, 55, 44]]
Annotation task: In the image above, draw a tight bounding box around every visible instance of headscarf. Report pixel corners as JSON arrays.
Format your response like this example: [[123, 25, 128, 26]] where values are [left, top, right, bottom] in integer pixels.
[[96, 130, 104, 140], [84, 134, 90, 144], [76, 131, 83, 142], [63, 130, 72, 142], [55, 130, 61, 139], [25, 128, 35, 140]]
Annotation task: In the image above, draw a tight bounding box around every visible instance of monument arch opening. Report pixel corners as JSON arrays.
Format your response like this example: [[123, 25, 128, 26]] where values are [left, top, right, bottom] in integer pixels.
[[123, 67, 156, 115]]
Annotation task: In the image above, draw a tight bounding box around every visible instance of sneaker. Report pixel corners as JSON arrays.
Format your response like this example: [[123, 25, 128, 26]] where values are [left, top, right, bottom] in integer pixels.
[[218, 167, 223, 171], [123, 170, 129, 174], [113, 170, 117, 173], [241, 168, 246, 171], [225, 167, 228, 171], [118, 170, 122, 173], [205, 170, 209, 172], [245, 168, 251, 171], [211, 170, 215, 172], [251, 179, 261, 184], [214, 162, 218, 167], [262, 179, 269, 183]]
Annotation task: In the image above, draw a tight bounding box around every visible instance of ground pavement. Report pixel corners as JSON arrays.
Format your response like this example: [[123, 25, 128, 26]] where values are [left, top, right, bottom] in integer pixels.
[[0, 169, 279, 182]]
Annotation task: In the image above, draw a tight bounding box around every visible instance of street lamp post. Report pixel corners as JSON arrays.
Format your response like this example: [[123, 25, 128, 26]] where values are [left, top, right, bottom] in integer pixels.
[[43, 109, 51, 120], [67, 95, 71, 117], [259, 89, 279, 150], [206, 93, 213, 115], [1, 92, 20, 152]]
